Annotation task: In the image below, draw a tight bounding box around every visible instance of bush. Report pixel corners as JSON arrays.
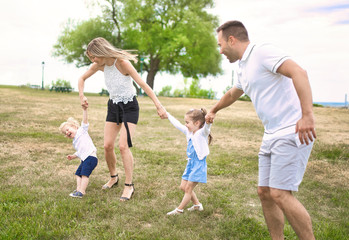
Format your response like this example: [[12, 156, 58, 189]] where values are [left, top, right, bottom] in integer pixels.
[[158, 85, 172, 97], [51, 79, 72, 88]]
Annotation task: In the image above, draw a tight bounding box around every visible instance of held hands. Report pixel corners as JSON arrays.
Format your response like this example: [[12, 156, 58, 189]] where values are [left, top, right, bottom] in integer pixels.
[[295, 113, 317, 145], [157, 105, 168, 119], [80, 95, 88, 109], [205, 111, 216, 124]]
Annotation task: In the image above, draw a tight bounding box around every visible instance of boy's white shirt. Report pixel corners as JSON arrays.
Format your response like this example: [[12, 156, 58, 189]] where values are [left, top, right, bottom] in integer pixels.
[[167, 112, 211, 160], [72, 122, 97, 161]]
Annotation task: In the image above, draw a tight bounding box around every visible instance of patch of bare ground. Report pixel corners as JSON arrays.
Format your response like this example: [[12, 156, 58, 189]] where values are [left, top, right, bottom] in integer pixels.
[[307, 160, 349, 188], [313, 107, 349, 145]]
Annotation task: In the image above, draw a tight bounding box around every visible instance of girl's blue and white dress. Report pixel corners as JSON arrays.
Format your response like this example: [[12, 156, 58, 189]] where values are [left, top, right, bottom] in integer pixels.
[[167, 112, 212, 183]]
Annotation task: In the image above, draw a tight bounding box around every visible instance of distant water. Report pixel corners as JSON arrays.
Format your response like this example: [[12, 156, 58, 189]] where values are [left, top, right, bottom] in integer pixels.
[[314, 102, 348, 108]]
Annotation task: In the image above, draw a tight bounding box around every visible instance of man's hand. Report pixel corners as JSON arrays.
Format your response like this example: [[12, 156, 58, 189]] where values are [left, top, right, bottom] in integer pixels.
[[295, 113, 316, 145], [205, 112, 216, 124]]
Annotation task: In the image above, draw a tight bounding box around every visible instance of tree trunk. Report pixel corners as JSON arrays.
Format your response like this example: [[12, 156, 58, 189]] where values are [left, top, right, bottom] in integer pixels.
[[146, 58, 160, 89]]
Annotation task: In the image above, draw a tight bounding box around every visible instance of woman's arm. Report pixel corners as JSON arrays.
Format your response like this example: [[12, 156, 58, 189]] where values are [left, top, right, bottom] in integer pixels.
[[78, 63, 100, 108], [119, 60, 167, 118]]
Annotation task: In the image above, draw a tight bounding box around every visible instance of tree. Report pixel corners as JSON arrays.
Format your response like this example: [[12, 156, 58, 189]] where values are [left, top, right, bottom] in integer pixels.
[[53, 0, 222, 89], [52, 18, 117, 67]]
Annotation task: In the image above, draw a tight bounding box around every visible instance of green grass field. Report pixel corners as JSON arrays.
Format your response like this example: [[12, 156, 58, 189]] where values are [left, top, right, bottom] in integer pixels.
[[0, 85, 348, 239]]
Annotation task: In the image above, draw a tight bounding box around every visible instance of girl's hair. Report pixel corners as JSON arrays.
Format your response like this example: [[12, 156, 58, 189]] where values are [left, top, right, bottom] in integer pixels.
[[59, 117, 80, 133], [186, 108, 213, 145], [85, 37, 138, 63]]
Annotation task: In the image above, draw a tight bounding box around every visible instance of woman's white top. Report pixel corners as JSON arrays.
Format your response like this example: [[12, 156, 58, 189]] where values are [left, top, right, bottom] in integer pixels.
[[167, 112, 211, 160], [104, 59, 136, 104], [73, 122, 97, 161]]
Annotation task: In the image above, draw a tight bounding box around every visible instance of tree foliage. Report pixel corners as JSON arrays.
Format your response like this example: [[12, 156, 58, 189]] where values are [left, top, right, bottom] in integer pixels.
[[53, 0, 222, 89], [53, 18, 117, 68]]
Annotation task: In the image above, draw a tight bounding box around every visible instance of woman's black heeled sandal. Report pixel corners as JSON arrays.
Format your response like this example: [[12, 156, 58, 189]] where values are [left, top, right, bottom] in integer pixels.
[[120, 183, 134, 201], [102, 174, 119, 189]]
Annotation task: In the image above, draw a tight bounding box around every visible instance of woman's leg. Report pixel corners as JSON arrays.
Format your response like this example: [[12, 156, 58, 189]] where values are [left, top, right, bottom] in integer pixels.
[[103, 122, 122, 188], [119, 122, 137, 200]]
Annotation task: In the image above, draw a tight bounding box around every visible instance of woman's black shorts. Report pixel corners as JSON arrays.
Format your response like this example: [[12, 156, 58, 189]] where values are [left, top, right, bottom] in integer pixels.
[[106, 96, 139, 124]]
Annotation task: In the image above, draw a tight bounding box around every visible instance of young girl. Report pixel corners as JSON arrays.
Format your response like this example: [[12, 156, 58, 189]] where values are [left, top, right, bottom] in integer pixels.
[[78, 37, 166, 201], [166, 108, 212, 215], [59, 106, 98, 198]]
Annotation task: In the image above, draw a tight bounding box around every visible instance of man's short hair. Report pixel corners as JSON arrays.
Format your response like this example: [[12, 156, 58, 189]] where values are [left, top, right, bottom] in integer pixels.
[[217, 20, 249, 42]]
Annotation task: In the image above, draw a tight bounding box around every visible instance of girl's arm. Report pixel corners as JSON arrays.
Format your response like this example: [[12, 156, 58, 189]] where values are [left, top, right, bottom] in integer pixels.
[[119, 60, 167, 119], [201, 122, 212, 137], [78, 63, 101, 108], [167, 112, 187, 135]]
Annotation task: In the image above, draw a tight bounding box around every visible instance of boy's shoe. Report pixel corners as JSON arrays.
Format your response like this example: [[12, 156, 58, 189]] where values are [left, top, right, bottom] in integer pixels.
[[167, 208, 184, 216], [69, 190, 77, 196], [187, 203, 203, 211], [69, 191, 84, 198]]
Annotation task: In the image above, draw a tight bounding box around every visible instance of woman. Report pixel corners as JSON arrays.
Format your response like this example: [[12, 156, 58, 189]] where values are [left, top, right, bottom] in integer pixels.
[[78, 37, 166, 201]]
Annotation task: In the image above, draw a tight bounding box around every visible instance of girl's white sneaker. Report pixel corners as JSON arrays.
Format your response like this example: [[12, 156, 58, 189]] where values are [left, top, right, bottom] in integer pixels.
[[187, 203, 203, 211], [167, 208, 184, 215]]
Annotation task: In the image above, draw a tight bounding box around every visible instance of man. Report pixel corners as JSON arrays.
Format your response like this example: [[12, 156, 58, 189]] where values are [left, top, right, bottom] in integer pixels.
[[206, 20, 316, 240]]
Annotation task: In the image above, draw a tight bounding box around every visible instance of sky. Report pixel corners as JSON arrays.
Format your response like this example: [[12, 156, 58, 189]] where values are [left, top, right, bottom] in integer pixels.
[[0, 0, 348, 102]]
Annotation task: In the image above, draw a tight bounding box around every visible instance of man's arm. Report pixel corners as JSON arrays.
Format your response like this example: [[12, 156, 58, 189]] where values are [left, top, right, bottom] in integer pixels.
[[277, 59, 316, 145], [205, 86, 244, 123]]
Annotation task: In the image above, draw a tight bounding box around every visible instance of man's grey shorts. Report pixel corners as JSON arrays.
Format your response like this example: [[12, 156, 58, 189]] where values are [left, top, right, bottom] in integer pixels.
[[258, 132, 314, 191]]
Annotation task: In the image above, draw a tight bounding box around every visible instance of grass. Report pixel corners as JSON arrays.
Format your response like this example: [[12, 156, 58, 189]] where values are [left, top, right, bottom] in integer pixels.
[[0, 85, 348, 239]]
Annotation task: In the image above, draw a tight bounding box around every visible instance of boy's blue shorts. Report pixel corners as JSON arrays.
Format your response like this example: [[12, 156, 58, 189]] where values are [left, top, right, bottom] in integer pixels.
[[75, 156, 98, 177]]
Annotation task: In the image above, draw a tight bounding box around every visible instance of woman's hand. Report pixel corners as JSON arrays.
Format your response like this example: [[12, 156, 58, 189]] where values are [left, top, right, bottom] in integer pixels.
[[157, 105, 167, 119]]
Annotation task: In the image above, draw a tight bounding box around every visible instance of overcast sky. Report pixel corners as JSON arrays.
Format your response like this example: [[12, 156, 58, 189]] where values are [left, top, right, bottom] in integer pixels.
[[0, 0, 348, 102]]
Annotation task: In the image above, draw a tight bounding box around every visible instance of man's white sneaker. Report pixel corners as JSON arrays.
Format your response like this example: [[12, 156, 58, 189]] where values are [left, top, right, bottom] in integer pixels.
[[166, 208, 184, 215], [187, 203, 203, 211]]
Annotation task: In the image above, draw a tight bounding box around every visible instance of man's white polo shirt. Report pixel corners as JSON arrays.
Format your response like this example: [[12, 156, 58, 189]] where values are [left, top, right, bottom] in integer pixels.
[[235, 43, 302, 134]]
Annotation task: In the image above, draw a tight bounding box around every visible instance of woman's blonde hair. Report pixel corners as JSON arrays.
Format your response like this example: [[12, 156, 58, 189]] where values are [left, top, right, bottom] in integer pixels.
[[186, 108, 213, 145], [59, 117, 80, 134], [85, 37, 138, 63]]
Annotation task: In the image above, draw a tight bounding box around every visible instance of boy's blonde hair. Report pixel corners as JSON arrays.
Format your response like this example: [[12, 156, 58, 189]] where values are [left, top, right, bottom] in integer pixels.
[[86, 37, 138, 63], [59, 117, 80, 134], [186, 108, 213, 144]]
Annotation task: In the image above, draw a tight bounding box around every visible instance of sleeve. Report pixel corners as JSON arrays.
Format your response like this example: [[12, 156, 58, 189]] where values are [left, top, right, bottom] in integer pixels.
[[201, 122, 212, 137], [81, 122, 89, 131], [167, 112, 187, 135], [234, 69, 243, 90], [258, 43, 291, 73]]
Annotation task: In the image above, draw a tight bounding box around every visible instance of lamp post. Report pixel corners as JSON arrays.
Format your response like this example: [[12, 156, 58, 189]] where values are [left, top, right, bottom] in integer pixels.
[[41, 61, 45, 90], [139, 57, 144, 95]]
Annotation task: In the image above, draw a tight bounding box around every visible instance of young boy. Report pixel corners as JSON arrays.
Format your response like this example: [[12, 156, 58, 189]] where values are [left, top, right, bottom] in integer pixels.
[[59, 105, 98, 198]]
